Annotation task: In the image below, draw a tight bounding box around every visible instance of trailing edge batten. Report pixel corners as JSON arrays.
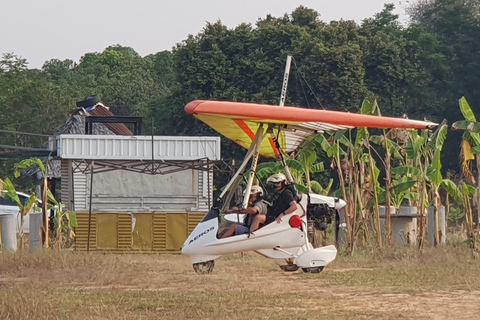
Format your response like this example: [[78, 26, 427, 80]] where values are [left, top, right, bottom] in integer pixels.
[[185, 100, 438, 157]]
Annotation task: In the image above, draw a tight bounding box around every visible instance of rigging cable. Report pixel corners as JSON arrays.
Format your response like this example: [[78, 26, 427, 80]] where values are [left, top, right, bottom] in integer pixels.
[[291, 57, 326, 110]]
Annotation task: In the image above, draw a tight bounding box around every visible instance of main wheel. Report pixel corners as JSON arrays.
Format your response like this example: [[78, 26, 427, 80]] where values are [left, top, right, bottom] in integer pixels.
[[193, 260, 215, 274], [280, 264, 299, 272], [301, 266, 324, 273]]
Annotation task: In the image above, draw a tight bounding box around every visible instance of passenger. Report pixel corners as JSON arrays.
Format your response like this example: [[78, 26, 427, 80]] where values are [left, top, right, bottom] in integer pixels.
[[220, 186, 268, 238], [265, 173, 298, 224]]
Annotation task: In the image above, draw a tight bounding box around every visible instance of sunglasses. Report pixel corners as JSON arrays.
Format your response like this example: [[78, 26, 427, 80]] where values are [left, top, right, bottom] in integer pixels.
[[272, 181, 282, 185]]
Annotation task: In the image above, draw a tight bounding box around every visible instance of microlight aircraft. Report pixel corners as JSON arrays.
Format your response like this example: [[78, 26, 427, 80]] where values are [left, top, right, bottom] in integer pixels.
[[181, 100, 437, 274]]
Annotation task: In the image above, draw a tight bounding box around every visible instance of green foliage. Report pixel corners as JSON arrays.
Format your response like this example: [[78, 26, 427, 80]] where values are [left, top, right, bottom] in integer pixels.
[[1, 177, 39, 248], [1, 177, 38, 216], [441, 179, 462, 204], [47, 188, 77, 248], [11, 158, 77, 249], [14, 158, 45, 178], [447, 205, 465, 225], [391, 166, 423, 179]]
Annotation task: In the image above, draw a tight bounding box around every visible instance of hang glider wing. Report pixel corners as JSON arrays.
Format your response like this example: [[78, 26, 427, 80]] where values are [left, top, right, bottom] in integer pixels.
[[185, 100, 438, 158]]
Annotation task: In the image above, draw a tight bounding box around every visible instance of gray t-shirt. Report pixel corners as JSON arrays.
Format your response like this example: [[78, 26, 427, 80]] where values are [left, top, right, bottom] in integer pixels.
[[244, 200, 268, 227]]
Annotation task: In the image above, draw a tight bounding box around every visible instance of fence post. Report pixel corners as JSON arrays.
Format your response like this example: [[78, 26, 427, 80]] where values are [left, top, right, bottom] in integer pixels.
[[29, 212, 42, 251], [428, 205, 446, 245], [0, 214, 18, 251]]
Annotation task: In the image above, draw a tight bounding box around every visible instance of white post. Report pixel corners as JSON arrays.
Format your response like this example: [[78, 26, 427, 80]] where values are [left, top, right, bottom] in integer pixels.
[[29, 212, 42, 251], [428, 206, 446, 245], [1, 214, 18, 251]]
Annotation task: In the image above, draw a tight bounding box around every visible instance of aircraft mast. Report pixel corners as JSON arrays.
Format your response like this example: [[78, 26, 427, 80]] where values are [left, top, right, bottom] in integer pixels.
[[278, 55, 295, 183]]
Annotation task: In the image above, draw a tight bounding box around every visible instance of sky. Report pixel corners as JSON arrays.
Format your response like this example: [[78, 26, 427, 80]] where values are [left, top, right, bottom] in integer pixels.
[[1, 0, 408, 69]]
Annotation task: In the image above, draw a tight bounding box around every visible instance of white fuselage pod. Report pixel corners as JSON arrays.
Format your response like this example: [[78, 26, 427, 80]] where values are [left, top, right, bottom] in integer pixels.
[[295, 245, 337, 268], [308, 193, 346, 210], [182, 196, 309, 264]]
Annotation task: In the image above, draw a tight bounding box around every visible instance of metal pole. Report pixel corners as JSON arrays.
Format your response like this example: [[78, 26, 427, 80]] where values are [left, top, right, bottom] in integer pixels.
[[151, 117, 155, 174], [277, 55, 295, 183], [207, 159, 211, 209], [42, 176, 49, 248], [87, 161, 94, 252], [241, 125, 267, 209]]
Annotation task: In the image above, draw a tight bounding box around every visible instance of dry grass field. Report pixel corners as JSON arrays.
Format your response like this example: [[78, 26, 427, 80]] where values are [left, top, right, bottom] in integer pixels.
[[1, 242, 480, 320]]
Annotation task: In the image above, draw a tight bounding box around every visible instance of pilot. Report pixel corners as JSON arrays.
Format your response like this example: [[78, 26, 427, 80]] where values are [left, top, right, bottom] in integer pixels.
[[220, 185, 268, 238], [266, 173, 298, 224]]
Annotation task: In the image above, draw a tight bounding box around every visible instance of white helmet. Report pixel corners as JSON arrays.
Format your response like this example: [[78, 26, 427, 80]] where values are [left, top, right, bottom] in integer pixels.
[[243, 185, 264, 197], [267, 173, 287, 184]]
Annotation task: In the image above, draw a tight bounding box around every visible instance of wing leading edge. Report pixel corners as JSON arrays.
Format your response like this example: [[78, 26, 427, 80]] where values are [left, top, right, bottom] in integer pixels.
[[185, 100, 438, 158]]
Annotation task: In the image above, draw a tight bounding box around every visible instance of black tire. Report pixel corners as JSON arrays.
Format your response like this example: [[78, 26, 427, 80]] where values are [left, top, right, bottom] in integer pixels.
[[301, 266, 324, 273], [280, 264, 299, 272], [193, 260, 215, 274], [76, 95, 101, 108]]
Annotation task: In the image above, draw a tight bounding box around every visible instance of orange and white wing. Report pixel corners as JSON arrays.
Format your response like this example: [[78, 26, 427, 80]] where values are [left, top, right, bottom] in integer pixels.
[[185, 100, 437, 158]]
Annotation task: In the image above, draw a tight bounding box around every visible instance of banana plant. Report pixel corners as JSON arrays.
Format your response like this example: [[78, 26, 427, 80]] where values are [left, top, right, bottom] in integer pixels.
[[47, 189, 77, 249], [1, 178, 39, 249], [293, 135, 334, 195], [255, 154, 331, 196], [459, 182, 478, 250], [370, 121, 403, 245], [423, 121, 449, 245], [13, 157, 50, 247], [315, 99, 382, 253], [13, 157, 77, 249], [452, 97, 480, 249], [376, 172, 420, 208], [316, 131, 359, 249], [367, 100, 406, 245]]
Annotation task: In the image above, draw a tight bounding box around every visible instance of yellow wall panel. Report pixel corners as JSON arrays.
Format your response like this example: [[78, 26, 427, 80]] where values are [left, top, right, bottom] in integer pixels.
[[153, 213, 167, 251], [118, 213, 132, 249], [75, 213, 97, 251], [74, 211, 207, 252], [166, 213, 187, 251], [188, 213, 205, 234], [133, 213, 153, 249], [97, 214, 118, 249]]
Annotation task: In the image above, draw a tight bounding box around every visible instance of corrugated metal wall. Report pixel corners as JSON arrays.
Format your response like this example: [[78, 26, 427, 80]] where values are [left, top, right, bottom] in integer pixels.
[[74, 212, 204, 252], [197, 163, 213, 211], [60, 159, 72, 210], [70, 163, 214, 212], [73, 164, 88, 211]]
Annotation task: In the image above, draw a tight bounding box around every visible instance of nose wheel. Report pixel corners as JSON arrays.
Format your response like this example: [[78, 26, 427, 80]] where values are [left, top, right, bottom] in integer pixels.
[[193, 260, 215, 274]]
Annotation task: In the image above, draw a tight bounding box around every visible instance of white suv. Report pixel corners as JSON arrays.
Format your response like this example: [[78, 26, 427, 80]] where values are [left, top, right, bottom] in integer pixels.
[[0, 191, 43, 234]]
